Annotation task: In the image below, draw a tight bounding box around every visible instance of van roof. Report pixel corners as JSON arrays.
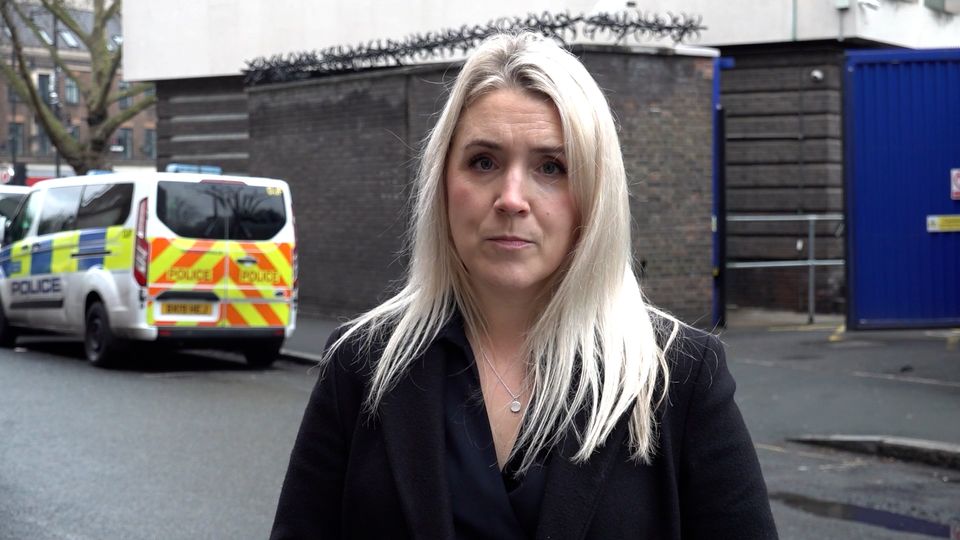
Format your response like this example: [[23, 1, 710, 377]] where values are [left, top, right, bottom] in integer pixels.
[[31, 172, 289, 190]]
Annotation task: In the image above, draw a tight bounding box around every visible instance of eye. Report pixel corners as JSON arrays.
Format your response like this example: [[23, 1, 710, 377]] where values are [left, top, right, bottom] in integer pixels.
[[540, 159, 567, 177], [468, 155, 496, 171]]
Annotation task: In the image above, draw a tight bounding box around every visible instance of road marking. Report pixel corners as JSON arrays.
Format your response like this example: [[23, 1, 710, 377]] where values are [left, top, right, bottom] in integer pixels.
[[829, 324, 846, 342], [735, 358, 960, 388], [765, 323, 839, 332], [851, 370, 960, 389], [947, 334, 959, 352]]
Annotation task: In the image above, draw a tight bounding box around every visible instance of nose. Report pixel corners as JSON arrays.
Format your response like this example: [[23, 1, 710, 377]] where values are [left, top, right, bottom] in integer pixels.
[[493, 166, 530, 216]]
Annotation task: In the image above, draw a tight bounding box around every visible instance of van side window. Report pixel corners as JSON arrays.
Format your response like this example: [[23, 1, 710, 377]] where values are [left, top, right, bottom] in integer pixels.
[[37, 186, 83, 236], [7, 192, 42, 243], [76, 183, 134, 229]]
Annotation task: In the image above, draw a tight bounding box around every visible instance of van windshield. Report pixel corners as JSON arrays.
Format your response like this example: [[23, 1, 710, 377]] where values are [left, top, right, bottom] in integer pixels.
[[156, 181, 286, 240]]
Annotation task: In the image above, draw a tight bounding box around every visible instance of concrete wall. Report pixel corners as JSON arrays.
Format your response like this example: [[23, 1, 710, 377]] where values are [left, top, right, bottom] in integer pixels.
[[245, 49, 715, 325], [721, 43, 848, 313], [155, 76, 249, 175], [123, 0, 960, 82]]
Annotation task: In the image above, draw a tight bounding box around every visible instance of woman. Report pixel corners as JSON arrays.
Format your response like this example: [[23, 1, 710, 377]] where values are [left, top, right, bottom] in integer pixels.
[[271, 33, 777, 539]]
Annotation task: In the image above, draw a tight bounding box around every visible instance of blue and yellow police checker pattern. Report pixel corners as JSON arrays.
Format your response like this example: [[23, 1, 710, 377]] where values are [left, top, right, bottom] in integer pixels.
[[0, 226, 134, 278]]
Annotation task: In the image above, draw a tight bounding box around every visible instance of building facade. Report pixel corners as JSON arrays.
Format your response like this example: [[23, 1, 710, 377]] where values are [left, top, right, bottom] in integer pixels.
[[1, 7, 156, 182], [123, 0, 960, 320]]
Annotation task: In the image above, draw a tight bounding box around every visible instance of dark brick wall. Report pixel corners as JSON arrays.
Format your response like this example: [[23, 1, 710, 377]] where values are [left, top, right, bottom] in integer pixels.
[[719, 43, 849, 313], [248, 51, 715, 325], [580, 49, 715, 325]]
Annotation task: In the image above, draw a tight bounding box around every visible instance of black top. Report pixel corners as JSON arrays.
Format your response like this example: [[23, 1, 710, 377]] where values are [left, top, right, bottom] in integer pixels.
[[269, 316, 779, 539], [439, 316, 548, 539]]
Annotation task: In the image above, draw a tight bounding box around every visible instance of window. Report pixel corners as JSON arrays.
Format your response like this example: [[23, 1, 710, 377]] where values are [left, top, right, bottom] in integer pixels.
[[118, 81, 131, 109], [37, 186, 82, 235], [115, 128, 132, 158], [75, 183, 133, 229], [36, 124, 51, 156], [58, 30, 79, 48], [38, 74, 52, 105], [0, 193, 26, 221], [65, 77, 79, 104], [142, 129, 156, 159], [8, 123, 23, 156], [8, 86, 20, 104], [38, 29, 53, 45], [69, 125, 80, 139], [157, 181, 287, 240], [7, 192, 41, 243]]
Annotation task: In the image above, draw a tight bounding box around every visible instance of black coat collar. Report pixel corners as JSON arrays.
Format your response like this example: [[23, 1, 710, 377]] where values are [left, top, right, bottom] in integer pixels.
[[377, 314, 627, 539]]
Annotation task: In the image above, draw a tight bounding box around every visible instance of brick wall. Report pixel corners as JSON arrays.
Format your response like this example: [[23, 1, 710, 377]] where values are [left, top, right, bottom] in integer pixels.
[[248, 50, 715, 325], [580, 48, 715, 325]]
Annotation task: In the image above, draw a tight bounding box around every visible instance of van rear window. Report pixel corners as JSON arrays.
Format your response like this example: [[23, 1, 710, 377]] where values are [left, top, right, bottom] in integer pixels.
[[156, 181, 286, 240]]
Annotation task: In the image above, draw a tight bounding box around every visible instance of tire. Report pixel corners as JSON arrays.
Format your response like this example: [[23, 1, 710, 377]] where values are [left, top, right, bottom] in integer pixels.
[[0, 301, 18, 348], [244, 340, 282, 368], [84, 301, 121, 368]]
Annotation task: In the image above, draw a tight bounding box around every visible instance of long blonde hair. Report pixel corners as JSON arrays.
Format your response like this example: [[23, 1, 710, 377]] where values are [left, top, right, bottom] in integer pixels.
[[327, 32, 679, 471]]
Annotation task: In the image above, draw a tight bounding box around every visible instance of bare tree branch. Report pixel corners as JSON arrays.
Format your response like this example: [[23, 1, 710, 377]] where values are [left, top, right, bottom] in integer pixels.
[[107, 80, 151, 105], [94, 92, 156, 138], [0, 0, 152, 174]]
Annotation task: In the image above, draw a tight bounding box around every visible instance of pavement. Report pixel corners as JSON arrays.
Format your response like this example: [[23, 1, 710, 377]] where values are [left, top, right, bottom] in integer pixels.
[[279, 307, 960, 470]]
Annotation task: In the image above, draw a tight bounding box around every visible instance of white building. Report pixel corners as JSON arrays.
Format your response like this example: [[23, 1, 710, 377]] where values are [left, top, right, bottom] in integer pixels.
[[124, 0, 959, 82]]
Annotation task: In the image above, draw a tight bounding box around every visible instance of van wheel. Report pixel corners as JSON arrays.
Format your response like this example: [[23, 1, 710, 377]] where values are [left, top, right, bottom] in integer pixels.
[[85, 302, 120, 368], [0, 302, 18, 348], [244, 340, 282, 368]]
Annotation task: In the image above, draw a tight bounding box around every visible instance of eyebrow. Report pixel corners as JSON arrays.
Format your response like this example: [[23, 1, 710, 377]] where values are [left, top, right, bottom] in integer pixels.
[[463, 139, 565, 156]]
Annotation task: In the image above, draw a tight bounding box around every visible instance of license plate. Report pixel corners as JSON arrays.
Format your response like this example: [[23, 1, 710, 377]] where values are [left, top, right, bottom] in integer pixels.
[[161, 302, 213, 315]]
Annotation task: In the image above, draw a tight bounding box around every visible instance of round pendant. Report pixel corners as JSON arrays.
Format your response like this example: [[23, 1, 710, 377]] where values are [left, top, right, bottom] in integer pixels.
[[510, 400, 521, 413]]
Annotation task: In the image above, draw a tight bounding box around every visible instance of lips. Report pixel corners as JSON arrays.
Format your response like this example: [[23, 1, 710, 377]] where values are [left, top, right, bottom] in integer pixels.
[[487, 235, 533, 249]]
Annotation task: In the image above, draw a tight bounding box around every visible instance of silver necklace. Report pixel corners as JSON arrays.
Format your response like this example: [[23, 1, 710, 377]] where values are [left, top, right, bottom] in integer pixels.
[[477, 347, 523, 414]]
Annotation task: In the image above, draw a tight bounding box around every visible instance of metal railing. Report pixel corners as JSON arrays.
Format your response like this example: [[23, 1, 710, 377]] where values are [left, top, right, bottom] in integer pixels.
[[726, 213, 844, 324]]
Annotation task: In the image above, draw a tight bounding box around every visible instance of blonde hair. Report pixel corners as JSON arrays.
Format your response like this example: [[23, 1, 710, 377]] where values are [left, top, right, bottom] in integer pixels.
[[327, 32, 679, 471]]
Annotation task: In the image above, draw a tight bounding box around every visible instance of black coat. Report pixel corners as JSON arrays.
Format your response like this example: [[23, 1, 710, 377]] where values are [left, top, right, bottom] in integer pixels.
[[270, 322, 778, 539]]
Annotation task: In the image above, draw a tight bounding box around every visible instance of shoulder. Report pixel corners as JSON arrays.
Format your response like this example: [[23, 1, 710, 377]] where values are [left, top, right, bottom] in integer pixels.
[[323, 322, 394, 375], [310, 325, 379, 420], [651, 317, 731, 413], [651, 315, 724, 379]]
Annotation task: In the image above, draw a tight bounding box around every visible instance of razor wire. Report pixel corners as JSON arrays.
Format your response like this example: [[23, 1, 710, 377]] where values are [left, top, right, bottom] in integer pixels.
[[243, 10, 705, 85]]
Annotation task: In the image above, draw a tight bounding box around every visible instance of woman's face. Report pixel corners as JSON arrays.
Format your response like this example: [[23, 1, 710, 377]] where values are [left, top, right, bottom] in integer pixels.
[[445, 88, 578, 303]]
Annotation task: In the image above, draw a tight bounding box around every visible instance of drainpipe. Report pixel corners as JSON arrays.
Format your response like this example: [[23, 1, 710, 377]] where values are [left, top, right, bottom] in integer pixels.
[[792, 0, 799, 41], [836, 0, 849, 42]]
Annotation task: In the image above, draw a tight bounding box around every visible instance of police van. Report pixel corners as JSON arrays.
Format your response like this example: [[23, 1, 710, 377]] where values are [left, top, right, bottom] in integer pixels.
[[0, 171, 297, 367]]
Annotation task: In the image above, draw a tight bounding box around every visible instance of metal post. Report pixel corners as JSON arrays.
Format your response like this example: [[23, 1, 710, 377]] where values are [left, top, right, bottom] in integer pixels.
[[9, 32, 16, 167], [808, 218, 816, 324], [52, 15, 60, 178]]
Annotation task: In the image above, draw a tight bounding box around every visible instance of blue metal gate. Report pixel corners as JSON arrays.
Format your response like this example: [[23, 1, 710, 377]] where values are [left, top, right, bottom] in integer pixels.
[[845, 49, 960, 329]]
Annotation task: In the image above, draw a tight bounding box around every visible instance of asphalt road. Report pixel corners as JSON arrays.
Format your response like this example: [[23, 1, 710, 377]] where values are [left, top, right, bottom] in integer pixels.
[[0, 340, 316, 540], [1, 333, 958, 539]]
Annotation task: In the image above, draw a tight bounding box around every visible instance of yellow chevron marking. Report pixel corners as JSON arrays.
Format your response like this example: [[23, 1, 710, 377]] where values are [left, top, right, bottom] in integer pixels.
[[233, 303, 268, 326]]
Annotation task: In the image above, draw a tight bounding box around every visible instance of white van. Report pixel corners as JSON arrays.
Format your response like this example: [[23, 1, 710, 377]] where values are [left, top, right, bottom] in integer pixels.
[[0, 172, 297, 367]]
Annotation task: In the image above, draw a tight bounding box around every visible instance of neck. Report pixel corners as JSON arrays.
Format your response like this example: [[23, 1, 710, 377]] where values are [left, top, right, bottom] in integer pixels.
[[471, 288, 542, 362]]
